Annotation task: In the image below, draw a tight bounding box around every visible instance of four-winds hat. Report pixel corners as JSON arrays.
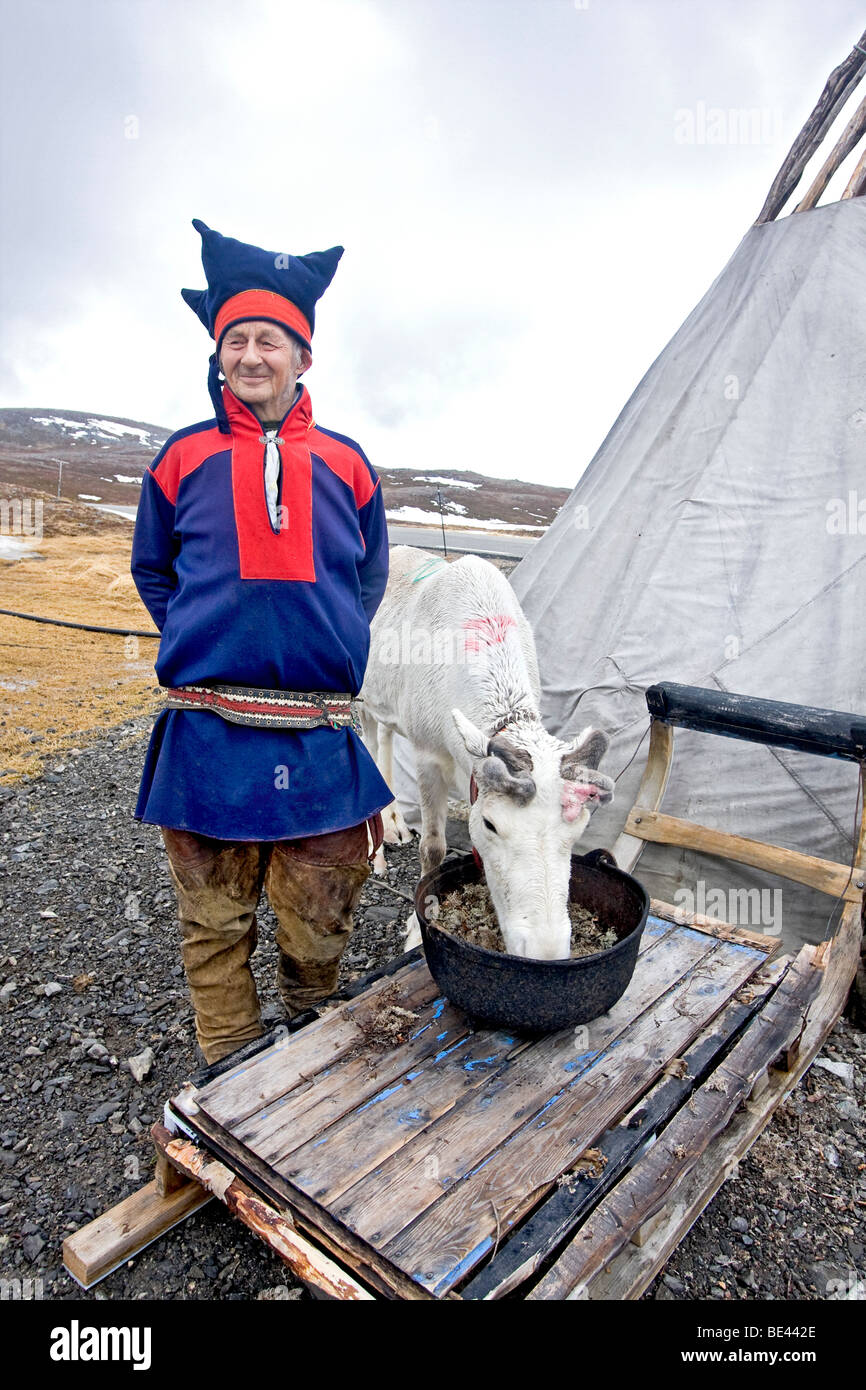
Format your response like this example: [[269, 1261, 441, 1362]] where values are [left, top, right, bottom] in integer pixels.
[[180, 218, 344, 429]]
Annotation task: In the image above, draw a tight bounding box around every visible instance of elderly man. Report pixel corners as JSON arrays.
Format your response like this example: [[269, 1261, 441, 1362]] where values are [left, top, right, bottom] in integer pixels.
[[131, 219, 391, 1064]]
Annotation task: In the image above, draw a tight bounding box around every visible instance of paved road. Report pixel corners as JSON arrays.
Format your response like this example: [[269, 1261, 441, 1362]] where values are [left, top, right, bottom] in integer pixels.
[[86, 506, 540, 560], [387, 524, 538, 559]]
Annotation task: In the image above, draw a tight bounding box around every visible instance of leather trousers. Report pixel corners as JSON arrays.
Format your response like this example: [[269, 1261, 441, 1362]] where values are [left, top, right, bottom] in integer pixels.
[[161, 813, 384, 1064]]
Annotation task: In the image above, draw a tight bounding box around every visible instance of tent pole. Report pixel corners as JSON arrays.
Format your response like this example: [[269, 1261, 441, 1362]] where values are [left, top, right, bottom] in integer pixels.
[[794, 96, 866, 211], [754, 27, 866, 225], [841, 142, 866, 198]]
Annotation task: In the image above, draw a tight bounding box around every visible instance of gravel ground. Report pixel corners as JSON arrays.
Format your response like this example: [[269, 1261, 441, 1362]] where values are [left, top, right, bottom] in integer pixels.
[[0, 715, 863, 1302]]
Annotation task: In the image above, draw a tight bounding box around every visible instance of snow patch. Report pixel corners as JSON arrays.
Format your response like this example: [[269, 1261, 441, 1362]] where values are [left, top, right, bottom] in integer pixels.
[[86, 418, 163, 445], [33, 416, 87, 437], [31, 415, 165, 448], [0, 537, 39, 560], [413, 475, 482, 490], [78, 494, 102, 501]]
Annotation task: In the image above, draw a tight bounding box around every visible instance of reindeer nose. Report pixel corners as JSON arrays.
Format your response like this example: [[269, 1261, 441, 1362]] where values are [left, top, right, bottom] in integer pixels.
[[573, 780, 613, 808], [577, 783, 605, 804]]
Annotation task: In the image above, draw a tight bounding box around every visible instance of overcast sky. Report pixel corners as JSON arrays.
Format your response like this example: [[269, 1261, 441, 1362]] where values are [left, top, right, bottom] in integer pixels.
[[1, 0, 863, 487]]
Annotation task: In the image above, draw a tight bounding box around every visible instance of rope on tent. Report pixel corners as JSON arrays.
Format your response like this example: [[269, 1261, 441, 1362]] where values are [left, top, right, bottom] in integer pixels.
[[612, 721, 650, 785]]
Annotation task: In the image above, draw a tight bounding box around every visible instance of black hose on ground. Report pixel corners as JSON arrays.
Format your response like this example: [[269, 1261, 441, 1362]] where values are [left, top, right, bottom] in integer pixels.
[[0, 608, 159, 638]]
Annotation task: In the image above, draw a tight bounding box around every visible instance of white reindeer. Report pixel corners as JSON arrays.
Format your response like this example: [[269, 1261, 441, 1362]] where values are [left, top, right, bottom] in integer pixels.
[[359, 546, 614, 960]]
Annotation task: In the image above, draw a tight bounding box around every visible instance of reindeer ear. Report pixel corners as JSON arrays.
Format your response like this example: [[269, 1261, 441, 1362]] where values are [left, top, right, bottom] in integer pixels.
[[451, 708, 489, 760], [562, 726, 609, 775]]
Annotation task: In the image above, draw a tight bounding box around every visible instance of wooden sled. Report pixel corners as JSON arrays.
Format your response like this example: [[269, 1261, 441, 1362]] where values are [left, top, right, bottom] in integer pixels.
[[64, 684, 864, 1299]]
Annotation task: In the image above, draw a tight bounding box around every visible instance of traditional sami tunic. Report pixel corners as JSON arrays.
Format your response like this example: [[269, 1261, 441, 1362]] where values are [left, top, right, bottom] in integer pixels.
[[131, 382, 393, 840]]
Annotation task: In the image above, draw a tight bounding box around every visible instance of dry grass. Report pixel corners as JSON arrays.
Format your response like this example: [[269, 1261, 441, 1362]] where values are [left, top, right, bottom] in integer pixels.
[[0, 530, 161, 781]]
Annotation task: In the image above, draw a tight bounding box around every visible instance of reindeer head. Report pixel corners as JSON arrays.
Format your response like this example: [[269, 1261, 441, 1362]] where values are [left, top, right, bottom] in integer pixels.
[[451, 709, 614, 959]]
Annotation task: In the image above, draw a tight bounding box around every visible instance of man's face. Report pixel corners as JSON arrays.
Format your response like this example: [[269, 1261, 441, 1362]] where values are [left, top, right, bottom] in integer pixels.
[[218, 320, 312, 421]]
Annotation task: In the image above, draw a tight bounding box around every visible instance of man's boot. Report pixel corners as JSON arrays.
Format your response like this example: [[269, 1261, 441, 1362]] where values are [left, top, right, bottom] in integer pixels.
[[161, 828, 267, 1063], [265, 815, 382, 1015]]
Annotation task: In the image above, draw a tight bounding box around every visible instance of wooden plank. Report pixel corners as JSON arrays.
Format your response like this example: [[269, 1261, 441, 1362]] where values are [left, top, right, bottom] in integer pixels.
[[274, 1025, 534, 1198], [612, 719, 674, 873], [755, 28, 866, 223], [282, 922, 718, 1220], [238, 913, 675, 1167], [332, 927, 736, 1242], [235, 994, 472, 1162], [794, 92, 866, 211], [626, 808, 861, 903], [152, 1126, 374, 1301], [168, 923, 687, 1304], [154, 1146, 187, 1197], [459, 957, 786, 1300], [528, 942, 826, 1299], [196, 958, 435, 1126], [381, 936, 768, 1294], [630, 1208, 668, 1248], [62, 1178, 211, 1289], [650, 897, 783, 955], [585, 901, 863, 1300], [166, 1100, 435, 1299]]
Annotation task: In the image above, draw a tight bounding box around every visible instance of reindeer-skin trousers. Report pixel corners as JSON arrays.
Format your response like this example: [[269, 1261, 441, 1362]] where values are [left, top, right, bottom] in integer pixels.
[[161, 814, 384, 1064]]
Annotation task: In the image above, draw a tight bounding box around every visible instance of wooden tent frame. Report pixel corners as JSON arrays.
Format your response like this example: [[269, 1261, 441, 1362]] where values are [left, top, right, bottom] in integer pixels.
[[756, 26, 866, 222]]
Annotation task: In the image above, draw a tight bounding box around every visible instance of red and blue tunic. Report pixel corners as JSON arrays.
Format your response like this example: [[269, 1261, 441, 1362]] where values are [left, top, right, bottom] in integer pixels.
[[131, 382, 392, 840]]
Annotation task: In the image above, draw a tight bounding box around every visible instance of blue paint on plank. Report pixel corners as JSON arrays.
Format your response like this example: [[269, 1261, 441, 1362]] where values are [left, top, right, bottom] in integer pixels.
[[669, 924, 714, 946], [431, 1237, 494, 1294], [432, 1039, 470, 1064], [463, 1054, 499, 1071], [533, 1089, 567, 1121], [645, 917, 673, 936], [356, 1082, 405, 1113], [722, 941, 766, 959], [564, 1050, 598, 1070]]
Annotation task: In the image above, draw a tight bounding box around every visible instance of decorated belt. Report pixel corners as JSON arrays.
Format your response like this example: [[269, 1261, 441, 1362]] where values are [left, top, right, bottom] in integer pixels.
[[163, 683, 363, 734]]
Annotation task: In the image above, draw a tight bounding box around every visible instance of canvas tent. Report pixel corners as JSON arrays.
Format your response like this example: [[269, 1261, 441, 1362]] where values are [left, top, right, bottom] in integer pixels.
[[386, 32, 866, 952], [509, 36, 866, 952], [510, 193, 865, 951]]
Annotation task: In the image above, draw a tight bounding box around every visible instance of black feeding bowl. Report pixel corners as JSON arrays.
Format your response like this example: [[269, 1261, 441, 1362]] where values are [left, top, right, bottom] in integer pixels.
[[416, 848, 649, 1034]]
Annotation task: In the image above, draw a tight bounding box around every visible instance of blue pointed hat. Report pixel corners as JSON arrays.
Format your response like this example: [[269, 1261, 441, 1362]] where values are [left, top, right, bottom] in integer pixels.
[[180, 218, 343, 429], [181, 218, 343, 350]]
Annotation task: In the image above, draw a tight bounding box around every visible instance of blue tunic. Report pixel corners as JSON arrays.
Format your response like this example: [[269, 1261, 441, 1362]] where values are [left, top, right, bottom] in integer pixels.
[[131, 382, 393, 840]]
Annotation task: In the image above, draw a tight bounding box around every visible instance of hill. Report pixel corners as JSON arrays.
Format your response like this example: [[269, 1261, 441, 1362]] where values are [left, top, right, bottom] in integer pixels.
[[0, 408, 569, 531]]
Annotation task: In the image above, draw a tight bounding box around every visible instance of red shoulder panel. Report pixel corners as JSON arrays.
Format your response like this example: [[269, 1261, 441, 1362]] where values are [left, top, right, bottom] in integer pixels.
[[151, 425, 228, 505], [310, 427, 377, 509]]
